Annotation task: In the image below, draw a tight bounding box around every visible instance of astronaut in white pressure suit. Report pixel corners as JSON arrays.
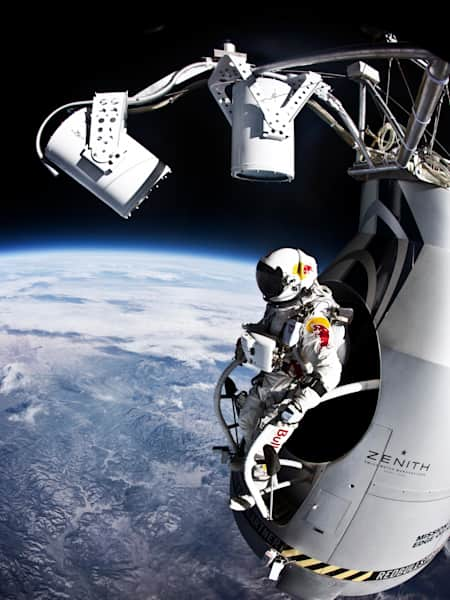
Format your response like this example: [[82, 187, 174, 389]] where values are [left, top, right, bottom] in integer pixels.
[[230, 247, 345, 511]]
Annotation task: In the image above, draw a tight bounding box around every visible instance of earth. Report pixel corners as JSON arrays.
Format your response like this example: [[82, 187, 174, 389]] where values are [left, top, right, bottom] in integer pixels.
[[0, 249, 448, 600]]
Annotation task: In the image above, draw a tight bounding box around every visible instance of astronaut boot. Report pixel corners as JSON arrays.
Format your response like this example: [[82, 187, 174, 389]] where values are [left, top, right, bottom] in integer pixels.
[[230, 453, 270, 479], [252, 462, 271, 482], [229, 494, 256, 512]]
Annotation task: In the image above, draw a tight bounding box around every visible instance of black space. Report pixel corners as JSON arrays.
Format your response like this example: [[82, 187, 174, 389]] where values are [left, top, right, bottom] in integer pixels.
[[10, 15, 449, 263]]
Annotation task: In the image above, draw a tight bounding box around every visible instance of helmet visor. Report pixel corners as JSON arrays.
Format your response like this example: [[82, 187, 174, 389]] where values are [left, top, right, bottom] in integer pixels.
[[256, 261, 284, 300]]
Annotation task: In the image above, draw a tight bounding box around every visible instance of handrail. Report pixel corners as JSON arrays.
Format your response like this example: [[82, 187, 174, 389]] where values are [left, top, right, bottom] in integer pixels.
[[255, 44, 438, 73], [213, 359, 243, 452]]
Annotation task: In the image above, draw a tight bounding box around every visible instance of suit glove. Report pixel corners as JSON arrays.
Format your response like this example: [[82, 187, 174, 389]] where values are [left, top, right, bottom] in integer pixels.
[[280, 399, 304, 424]]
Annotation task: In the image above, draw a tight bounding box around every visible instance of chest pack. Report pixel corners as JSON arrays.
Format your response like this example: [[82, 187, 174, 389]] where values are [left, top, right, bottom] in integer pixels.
[[240, 301, 353, 373]]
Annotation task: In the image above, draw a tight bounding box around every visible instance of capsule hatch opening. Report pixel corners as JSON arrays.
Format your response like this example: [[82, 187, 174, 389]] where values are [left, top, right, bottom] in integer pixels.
[[285, 280, 380, 464]]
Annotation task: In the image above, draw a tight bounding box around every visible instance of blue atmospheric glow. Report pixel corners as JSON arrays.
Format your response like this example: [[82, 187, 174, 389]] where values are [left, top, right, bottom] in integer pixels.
[[0, 240, 337, 272], [0, 218, 339, 272], [0, 241, 257, 266]]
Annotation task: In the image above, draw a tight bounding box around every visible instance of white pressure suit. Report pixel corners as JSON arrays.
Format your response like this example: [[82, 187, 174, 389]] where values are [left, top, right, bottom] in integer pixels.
[[239, 280, 344, 448]]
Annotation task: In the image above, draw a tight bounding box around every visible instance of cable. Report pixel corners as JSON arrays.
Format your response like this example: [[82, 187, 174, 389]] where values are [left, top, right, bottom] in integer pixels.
[[376, 83, 449, 158], [306, 99, 356, 147], [129, 61, 214, 107], [366, 81, 405, 159], [430, 94, 443, 152], [128, 80, 207, 114], [321, 90, 374, 167], [288, 69, 347, 79], [35, 100, 92, 171], [257, 71, 289, 81], [396, 59, 415, 106], [384, 58, 393, 128]]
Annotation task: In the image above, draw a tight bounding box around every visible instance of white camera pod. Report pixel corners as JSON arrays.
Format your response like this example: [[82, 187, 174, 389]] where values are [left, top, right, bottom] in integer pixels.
[[45, 92, 170, 219], [240, 330, 278, 372]]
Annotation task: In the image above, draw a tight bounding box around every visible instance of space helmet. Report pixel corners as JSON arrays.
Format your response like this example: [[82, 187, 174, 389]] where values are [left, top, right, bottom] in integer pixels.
[[256, 247, 318, 302]]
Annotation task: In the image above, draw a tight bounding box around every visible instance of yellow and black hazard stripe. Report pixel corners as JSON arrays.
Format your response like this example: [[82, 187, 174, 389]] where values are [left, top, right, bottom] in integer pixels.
[[280, 547, 438, 582], [281, 549, 375, 581]]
